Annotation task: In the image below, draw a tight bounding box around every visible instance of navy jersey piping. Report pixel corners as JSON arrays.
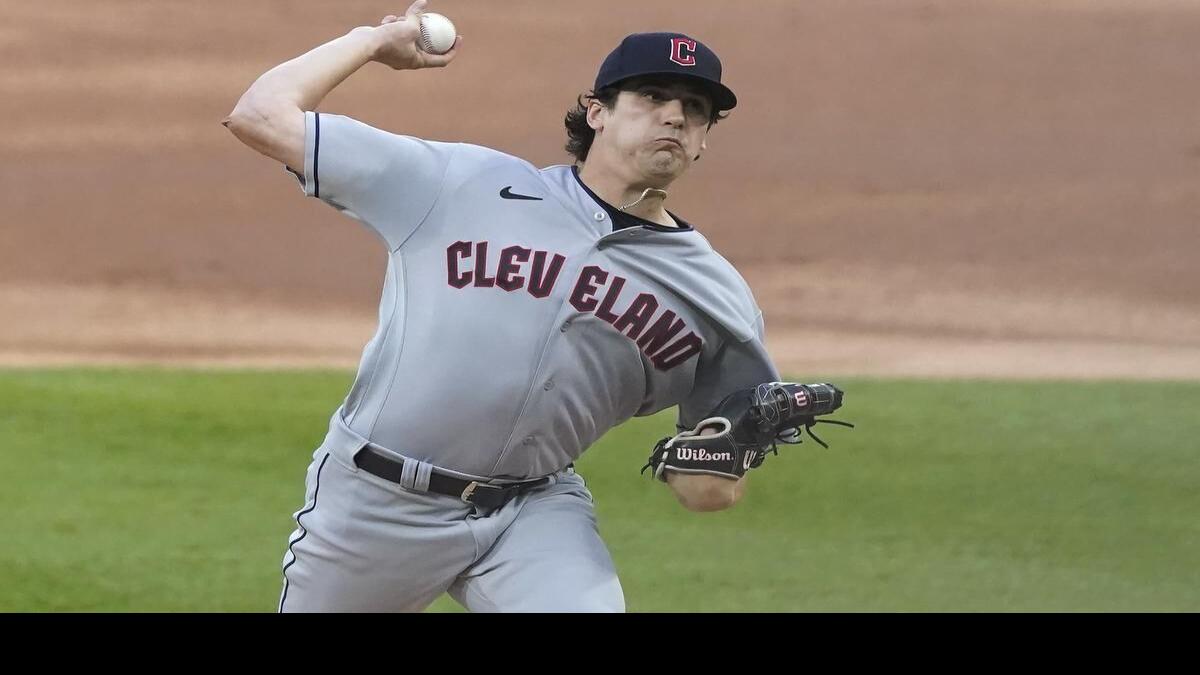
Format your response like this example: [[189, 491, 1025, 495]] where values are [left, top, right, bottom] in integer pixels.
[[312, 112, 321, 199], [279, 452, 330, 612]]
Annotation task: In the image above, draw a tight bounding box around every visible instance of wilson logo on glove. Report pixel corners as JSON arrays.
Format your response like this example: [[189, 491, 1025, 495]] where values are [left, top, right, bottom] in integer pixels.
[[675, 447, 733, 462], [793, 388, 808, 407]]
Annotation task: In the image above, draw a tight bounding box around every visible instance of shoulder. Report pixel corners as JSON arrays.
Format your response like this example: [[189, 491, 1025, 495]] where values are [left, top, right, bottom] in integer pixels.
[[440, 142, 542, 184], [632, 227, 764, 343], [316, 114, 536, 171], [313, 112, 431, 148], [706, 244, 763, 330], [687, 231, 760, 308], [683, 231, 766, 341], [454, 142, 535, 166], [535, 163, 582, 191]]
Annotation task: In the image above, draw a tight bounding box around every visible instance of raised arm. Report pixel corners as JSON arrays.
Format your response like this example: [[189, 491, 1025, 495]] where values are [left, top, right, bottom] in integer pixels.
[[223, 0, 460, 171]]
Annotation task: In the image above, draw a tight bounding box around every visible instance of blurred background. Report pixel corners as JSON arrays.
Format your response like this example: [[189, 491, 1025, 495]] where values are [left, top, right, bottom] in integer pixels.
[[3, 0, 1197, 376], [1, 1, 1197, 612]]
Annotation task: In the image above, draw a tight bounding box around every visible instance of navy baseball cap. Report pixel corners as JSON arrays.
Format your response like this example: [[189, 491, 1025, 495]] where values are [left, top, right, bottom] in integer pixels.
[[594, 32, 737, 111]]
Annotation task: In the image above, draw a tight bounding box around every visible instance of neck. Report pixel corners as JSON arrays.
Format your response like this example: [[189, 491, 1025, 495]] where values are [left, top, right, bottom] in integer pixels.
[[577, 160, 676, 227]]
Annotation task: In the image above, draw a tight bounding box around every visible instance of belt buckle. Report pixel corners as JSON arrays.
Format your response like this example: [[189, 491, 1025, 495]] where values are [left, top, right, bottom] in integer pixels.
[[460, 480, 507, 506], [460, 481, 482, 502]]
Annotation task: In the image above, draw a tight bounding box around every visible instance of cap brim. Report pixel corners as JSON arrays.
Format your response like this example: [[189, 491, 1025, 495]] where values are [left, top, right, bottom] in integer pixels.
[[698, 80, 738, 112]]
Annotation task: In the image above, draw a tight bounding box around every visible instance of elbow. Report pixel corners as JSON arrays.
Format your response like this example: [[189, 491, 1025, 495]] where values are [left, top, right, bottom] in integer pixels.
[[222, 92, 303, 168], [223, 94, 272, 141], [224, 81, 298, 138], [666, 473, 746, 513]]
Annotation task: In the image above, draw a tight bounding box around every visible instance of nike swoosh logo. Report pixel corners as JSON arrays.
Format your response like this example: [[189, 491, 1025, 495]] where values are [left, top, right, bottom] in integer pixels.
[[500, 186, 544, 201]]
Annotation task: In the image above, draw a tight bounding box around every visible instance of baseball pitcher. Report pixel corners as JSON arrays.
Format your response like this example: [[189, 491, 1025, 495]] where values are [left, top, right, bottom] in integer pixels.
[[225, 1, 850, 613]]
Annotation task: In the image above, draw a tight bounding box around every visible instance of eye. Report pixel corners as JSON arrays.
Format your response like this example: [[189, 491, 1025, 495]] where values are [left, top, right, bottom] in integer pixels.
[[683, 99, 711, 119]]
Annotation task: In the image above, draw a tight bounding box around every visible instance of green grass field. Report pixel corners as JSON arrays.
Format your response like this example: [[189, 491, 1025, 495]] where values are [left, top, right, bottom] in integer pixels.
[[0, 368, 1197, 612]]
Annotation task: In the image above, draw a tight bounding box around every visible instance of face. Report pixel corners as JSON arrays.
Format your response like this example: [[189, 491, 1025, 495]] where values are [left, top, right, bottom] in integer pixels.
[[588, 77, 715, 185]]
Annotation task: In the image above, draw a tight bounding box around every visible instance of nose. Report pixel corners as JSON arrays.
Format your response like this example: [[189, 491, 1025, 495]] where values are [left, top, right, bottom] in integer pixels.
[[661, 98, 685, 128]]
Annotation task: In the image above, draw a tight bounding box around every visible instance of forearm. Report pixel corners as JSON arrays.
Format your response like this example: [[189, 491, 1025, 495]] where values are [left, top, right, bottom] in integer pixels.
[[238, 27, 380, 115]]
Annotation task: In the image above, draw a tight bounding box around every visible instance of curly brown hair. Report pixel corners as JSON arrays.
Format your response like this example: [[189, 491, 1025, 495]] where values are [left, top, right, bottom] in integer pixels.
[[563, 86, 620, 163]]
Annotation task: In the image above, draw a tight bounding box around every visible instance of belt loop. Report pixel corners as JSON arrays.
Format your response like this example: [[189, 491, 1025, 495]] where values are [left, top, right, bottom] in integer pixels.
[[399, 456, 419, 490], [414, 461, 433, 492]]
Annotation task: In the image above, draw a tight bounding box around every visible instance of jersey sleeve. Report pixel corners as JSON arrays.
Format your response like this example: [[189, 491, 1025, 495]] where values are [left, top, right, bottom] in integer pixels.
[[676, 311, 783, 431], [297, 111, 457, 250]]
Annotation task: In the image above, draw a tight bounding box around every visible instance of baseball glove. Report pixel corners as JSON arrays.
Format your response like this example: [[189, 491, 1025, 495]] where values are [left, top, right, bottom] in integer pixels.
[[642, 382, 854, 481]]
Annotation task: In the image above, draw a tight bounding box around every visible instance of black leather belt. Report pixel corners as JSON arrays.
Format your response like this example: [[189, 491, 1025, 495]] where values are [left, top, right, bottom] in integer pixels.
[[354, 446, 550, 509]]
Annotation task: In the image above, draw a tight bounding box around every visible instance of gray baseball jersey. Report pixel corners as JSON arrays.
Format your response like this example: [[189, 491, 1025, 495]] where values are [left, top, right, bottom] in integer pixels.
[[298, 112, 780, 481], [278, 112, 783, 612]]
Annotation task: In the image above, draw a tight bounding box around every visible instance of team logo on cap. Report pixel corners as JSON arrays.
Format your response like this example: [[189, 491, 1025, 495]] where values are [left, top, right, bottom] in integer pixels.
[[669, 38, 697, 67]]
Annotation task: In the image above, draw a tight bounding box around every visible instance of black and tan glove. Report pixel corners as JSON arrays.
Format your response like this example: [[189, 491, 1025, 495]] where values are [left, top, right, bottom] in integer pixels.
[[642, 382, 854, 481]]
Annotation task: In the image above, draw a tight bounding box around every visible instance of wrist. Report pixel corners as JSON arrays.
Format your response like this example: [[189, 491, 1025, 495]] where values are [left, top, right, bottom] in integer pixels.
[[347, 25, 387, 63], [666, 473, 744, 512]]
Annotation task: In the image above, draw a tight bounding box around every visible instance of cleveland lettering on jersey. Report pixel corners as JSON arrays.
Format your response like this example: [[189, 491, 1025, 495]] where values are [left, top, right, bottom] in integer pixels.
[[561, 264, 701, 371], [447, 242, 703, 371], [446, 240, 566, 297], [566, 264, 703, 371]]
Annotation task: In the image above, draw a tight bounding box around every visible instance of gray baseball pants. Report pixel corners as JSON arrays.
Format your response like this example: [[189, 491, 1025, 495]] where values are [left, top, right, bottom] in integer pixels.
[[278, 449, 625, 612]]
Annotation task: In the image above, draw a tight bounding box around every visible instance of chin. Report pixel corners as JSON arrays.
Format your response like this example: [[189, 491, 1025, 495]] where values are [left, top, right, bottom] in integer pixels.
[[640, 157, 686, 183]]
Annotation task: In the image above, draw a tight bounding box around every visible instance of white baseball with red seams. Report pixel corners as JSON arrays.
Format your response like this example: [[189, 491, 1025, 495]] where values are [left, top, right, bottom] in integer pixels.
[[418, 12, 456, 54]]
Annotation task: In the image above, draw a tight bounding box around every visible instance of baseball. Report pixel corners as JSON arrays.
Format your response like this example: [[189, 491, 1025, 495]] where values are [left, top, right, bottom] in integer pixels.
[[418, 12, 457, 55]]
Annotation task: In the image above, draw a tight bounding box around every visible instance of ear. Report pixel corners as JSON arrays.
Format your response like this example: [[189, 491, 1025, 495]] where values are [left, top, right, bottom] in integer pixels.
[[586, 99, 607, 132]]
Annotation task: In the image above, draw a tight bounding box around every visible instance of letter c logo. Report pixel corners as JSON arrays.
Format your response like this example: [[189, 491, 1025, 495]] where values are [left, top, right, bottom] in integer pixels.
[[670, 38, 697, 67]]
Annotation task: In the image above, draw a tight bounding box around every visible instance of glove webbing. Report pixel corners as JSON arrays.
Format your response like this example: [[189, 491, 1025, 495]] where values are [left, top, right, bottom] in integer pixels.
[[773, 418, 856, 451]]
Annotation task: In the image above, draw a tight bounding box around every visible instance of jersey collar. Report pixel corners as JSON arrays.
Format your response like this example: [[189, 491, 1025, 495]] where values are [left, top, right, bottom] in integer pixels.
[[571, 166, 695, 234]]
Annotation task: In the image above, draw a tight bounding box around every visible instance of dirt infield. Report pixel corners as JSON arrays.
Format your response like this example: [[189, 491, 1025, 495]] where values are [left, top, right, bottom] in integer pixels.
[[3, 0, 1199, 378]]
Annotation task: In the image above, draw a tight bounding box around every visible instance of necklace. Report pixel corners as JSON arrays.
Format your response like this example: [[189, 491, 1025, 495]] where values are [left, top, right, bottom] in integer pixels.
[[619, 188, 669, 212]]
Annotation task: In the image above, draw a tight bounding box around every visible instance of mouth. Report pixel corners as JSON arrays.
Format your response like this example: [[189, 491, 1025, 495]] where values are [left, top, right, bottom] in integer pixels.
[[653, 137, 684, 150]]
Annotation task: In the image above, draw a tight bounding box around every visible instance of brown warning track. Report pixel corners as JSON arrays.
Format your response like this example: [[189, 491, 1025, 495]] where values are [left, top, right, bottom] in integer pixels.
[[3, 1, 1198, 378]]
